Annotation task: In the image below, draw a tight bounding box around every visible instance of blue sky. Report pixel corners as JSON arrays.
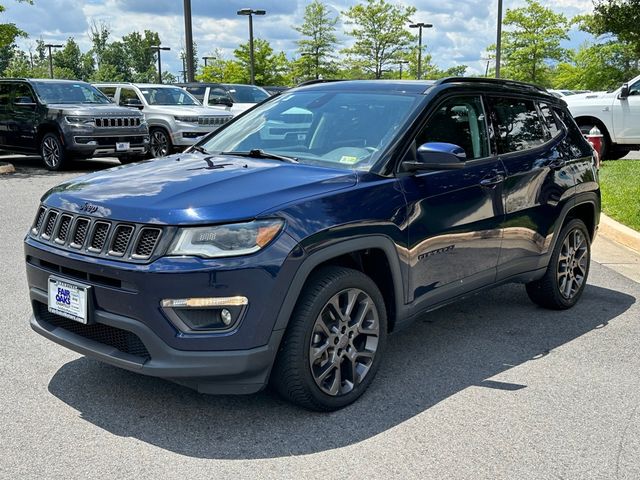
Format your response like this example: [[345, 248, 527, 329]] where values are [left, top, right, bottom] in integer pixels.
[[3, 0, 595, 76]]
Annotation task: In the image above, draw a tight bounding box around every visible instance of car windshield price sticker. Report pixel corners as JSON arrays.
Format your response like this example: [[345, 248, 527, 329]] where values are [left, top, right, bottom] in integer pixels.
[[48, 278, 88, 324]]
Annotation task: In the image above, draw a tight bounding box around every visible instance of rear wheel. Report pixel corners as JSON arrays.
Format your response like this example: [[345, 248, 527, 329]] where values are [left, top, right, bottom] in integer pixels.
[[40, 132, 68, 171], [149, 128, 171, 158], [526, 219, 591, 310], [271, 266, 387, 411]]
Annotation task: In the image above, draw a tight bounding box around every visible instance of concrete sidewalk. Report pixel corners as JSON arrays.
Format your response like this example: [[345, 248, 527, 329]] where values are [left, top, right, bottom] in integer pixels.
[[593, 235, 640, 283]]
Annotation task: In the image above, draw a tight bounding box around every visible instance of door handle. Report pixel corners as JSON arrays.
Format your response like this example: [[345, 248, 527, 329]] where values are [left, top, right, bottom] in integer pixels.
[[548, 159, 565, 170], [480, 173, 504, 187]]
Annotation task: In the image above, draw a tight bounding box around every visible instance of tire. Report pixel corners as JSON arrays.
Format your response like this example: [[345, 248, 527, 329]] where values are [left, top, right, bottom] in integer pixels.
[[526, 219, 591, 310], [40, 132, 68, 171], [579, 123, 611, 160], [271, 266, 388, 411], [149, 128, 171, 158]]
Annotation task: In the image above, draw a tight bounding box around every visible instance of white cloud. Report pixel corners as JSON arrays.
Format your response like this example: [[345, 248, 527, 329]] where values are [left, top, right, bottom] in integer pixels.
[[3, 0, 595, 78]]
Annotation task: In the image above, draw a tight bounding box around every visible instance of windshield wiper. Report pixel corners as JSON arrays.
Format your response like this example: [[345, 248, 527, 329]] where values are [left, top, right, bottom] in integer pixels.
[[220, 149, 299, 163], [189, 144, 210, 155]]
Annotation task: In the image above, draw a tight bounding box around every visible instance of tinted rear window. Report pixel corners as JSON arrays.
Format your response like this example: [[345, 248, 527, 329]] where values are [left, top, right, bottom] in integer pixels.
[[490, 98, 547, 154]]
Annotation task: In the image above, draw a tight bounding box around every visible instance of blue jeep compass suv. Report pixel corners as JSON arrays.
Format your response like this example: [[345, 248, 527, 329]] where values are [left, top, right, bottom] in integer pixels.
[[25, 78, 600, 411]]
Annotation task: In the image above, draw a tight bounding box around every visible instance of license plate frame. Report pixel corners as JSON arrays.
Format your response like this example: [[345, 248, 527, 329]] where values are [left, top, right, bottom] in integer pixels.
[[116, 142, 130, 152], [47, 277, 91, 324]]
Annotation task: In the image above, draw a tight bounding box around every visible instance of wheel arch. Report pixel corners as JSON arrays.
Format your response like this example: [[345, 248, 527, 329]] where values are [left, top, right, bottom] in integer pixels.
[[36, 123, 64, 146], [574, 115, 612, 143], [272, 236, 406, 335]]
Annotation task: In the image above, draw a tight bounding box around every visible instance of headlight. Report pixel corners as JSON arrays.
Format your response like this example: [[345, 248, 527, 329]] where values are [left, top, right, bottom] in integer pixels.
[[65, 116, 94, 125], [174, 115, 199, 123], [167, 220, 284, 258]]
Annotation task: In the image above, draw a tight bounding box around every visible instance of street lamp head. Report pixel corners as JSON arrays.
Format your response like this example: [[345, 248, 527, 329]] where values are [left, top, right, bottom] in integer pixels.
[[237, 8, 266, 15], [254, 9, 266, 15], [409, 23, 433, 29], [44, 44, 63, 48], [150, 45, 171, 51]]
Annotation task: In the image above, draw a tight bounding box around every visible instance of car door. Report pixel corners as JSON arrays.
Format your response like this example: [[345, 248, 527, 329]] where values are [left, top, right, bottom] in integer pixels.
[[612, 79, 640, 143], [487, 96, 576, 279], [400, 94, 505, 307], [0, 82, 12, 147], [9, 82, 37, 150]]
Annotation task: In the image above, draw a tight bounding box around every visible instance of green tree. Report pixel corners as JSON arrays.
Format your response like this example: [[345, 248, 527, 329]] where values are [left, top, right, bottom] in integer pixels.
[[342, 0, 416, 79], [581, 0, 640, 58], [100, 41, 130, 81], [0, 0, 32, 48], [233, 38, 290, 85], [53, 38, 94, 80], [552, 41, 639, 90], [295, 0, 338, 80], [122, 30, 160, 82], [495, 0, 569, 86], [89, 20, 110, 69]]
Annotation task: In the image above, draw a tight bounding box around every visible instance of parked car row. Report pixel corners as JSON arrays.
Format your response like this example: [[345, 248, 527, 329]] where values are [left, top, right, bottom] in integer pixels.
[[0, 78, 275, 170]]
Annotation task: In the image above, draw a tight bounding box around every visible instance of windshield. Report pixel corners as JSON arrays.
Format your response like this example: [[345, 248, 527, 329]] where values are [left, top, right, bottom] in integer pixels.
[[32, 81, 111, 104], [223, 84, 270, 103], [140, 87, 200, 106], [201, 90, 422, 171]]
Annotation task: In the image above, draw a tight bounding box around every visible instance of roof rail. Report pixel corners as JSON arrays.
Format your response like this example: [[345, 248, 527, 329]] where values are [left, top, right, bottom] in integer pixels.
[[295, 79, 346, 87], [436, 76, 547, 93]]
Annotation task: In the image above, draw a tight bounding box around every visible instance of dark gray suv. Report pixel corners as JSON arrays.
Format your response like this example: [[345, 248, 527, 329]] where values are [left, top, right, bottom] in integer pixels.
[[0, 79, 149, 170]]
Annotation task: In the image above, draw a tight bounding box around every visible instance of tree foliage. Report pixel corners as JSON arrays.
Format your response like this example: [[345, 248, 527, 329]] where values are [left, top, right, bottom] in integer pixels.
[[342, 0, 416, 79], [498, 0, 569, 86], [0, 0, 32, 48], [295, 0, 338, 80], [582, 0, 640, 57]]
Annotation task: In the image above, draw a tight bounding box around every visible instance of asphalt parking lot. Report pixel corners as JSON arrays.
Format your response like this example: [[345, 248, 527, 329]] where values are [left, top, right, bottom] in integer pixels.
[[1, 154, 640, 480]]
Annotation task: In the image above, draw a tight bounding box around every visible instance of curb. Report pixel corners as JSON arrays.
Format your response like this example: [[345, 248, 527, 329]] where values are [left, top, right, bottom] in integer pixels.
[[599, 213, 640, 253], [0, 162, 15, 174]]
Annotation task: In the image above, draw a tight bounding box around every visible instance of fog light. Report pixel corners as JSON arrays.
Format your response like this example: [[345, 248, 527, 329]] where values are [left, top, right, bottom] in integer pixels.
[[221, 308, 232, 326]]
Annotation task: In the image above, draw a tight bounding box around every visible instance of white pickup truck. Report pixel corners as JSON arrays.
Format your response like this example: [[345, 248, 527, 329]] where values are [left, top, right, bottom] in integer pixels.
[[564, 75, 640, 159]]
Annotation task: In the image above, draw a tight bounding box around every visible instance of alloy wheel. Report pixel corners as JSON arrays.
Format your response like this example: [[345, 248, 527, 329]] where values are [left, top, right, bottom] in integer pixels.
[[309, 288, 380, 396], [557, 228, 589, 300], [150, 130, 169, 157], [42, 136, 61, 169]]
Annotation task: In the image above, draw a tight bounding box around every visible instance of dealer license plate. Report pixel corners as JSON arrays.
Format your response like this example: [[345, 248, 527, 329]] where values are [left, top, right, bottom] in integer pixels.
[[116, 142, 130, 152], [48, 278, 88, 324]]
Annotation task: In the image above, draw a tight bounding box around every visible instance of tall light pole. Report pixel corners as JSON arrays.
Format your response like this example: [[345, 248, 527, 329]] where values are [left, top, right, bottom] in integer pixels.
[[237, 8, 266, 85], [409, 22, 433, 80], [496, 0, 503, 78], [150, 45, 171, 84], [183, 0, 195, 82], [202, 56, 215, 67], [44, 43, 63, 79], [397, 60, 409, 79]]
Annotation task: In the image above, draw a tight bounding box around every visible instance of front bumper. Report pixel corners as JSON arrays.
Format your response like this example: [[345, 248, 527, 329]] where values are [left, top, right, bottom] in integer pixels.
[[25, 231, 303, 394], [170, 123, 223, 147], [30, 288, 281, 393], [62, 125, 150, 157]]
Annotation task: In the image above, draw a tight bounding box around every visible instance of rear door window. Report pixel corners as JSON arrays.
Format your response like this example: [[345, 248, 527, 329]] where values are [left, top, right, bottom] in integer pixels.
[[489, 97, 547, 154], [119, 88, 142, 106], [539, 103, 562, 139]]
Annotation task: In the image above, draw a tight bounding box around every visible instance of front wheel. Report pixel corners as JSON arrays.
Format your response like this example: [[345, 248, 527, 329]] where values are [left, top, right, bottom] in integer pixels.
[[149, 128, 171, 158], [526, 219, 591, 310], [40, 133, 68, 171], [271, 266, 387, 411]]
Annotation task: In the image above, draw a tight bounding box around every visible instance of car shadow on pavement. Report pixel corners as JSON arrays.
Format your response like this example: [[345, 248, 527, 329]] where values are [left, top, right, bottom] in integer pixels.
[[47, 282, 635, 460], [1, 154, 119, 178]]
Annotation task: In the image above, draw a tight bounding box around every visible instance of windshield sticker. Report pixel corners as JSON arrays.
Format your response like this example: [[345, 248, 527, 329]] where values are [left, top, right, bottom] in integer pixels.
[[339, 156, 359, 164]]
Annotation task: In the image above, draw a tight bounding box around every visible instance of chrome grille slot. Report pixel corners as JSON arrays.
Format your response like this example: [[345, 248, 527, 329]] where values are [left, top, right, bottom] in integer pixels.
[[134, 228, 161, 258], [95, 117, 141, 128], [55, 214, 73, 244], [42, 211, 58, 239], [71, 218, 90, 248], [32, 206, 47, 235], [109, 225, 135, 256], [89, 222, 110, 252]]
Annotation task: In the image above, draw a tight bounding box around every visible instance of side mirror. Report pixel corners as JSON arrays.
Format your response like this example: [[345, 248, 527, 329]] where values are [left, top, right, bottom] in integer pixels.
[[122, 98, 143, 109], [15, 96, 36, 106], [404, 142, 467, 172], [210, 96, 233, 107], [620, 84, 630, 100]]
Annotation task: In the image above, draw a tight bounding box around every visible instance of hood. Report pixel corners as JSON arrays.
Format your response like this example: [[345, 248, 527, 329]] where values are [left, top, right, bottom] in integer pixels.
[[564, 90, 614, 105], [144, 105, 233, 118], [46, 103, 144, 116], [42, 153, 357, 225]]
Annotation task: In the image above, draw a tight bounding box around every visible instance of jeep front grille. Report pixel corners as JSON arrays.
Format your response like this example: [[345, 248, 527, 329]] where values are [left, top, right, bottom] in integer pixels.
[[30, 206, 166, 263], [198, 116, 231, 127], [95, 117, 142, 128]]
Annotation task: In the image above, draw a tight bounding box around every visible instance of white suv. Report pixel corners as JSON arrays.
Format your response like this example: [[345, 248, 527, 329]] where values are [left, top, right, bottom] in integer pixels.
[[94, 83, 233, 157], [564, 75, 640, 159]]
